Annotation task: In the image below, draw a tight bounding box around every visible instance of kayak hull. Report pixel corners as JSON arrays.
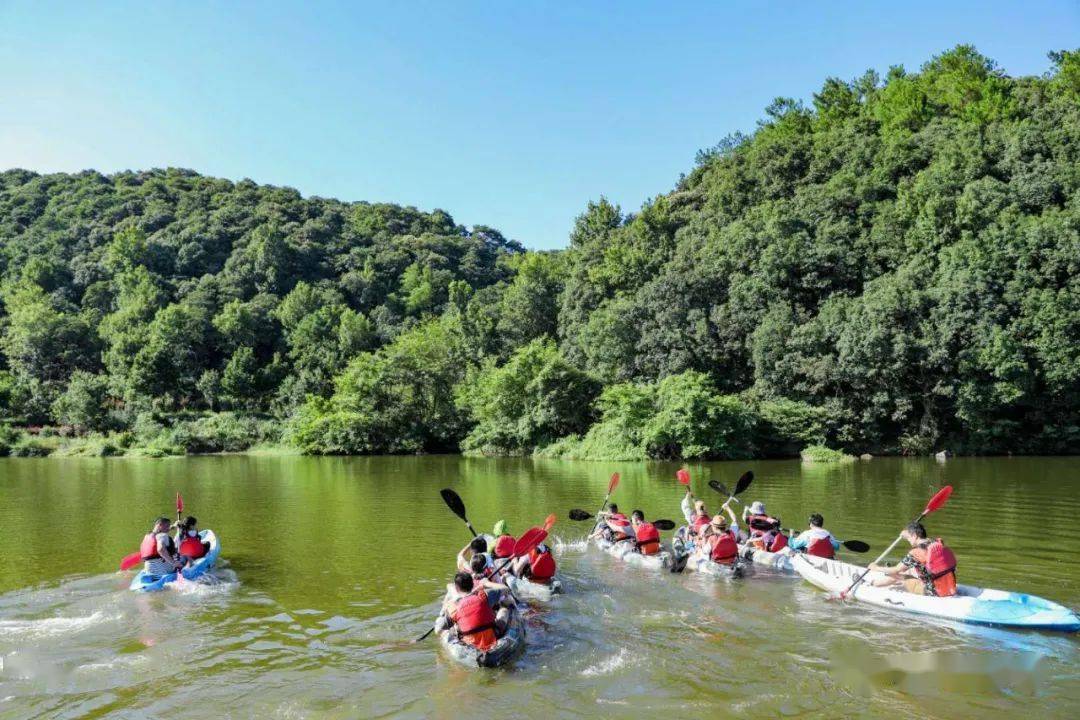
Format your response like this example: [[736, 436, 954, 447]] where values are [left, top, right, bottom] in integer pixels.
[[794, 554, 1080, 632], [739, 544, 796, 573], [506, 575, 563, 602], [593, 536, 670, 571], [129, 530, 221, 592], [437, 592, 527, 668]]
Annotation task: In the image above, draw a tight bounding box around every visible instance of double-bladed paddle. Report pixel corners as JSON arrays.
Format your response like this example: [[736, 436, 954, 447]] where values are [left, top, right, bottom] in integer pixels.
[[568, 509, 675, 532], [440, 488, 478, 538], [836, 485, 953, 600], [780, 529, 870, 554], [415, 527, 548, 643], [708, 471, 753, 510]]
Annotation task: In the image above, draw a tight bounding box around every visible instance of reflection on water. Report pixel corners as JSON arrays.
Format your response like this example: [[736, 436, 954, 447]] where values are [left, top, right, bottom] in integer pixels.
[[0, 455, 1078, 718]]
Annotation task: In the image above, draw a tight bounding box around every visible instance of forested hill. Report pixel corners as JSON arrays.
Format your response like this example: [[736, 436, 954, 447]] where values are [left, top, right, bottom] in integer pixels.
[[1, 46, 1078, 459]]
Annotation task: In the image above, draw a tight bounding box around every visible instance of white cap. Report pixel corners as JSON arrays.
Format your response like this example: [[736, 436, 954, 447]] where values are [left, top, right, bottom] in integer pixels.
[[749, 501, 766, 515]]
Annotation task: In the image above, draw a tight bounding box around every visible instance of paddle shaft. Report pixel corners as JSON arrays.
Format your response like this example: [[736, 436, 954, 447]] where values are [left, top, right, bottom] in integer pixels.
[[840, 509, 927, 598]]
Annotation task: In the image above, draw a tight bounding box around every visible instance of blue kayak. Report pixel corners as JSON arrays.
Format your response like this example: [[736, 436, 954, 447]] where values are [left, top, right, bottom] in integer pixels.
[[129, 530, 221, 592]]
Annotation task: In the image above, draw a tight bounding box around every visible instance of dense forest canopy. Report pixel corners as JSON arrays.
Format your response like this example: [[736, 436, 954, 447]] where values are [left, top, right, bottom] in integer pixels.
[[1, 46, 1078, 458]]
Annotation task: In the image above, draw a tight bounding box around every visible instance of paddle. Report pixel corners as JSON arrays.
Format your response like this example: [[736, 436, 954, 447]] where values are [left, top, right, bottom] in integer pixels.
[[595, 472, 620, 523], [708, 471, 753, 510], [543, 514, 557, 532], [440, 488, 478, 538], [415, 527, 547, 643], [568, 510, 673, 532], [119, 551, 142, 571], [837, 485, 953, 600]]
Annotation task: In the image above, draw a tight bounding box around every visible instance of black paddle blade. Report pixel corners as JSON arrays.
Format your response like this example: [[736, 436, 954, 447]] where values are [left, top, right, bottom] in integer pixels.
[[440, 488, 468, 521], [843, 540, 870, 553], [733, 471, 753, 496], [569, 509, 593, 521], [652, 519, 676, 531], [708, 479, 729, 496]]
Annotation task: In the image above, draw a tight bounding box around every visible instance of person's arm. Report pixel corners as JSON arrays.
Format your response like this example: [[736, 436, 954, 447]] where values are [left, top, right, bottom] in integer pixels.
[[481, 578, 508, 592], [788, 532, 807, 551], [681, 493, 694, 524], [868, 555, 910, 576], [830, 535, 841, 551], [156, 534, 182, 569], [456, 544, 472, 572]]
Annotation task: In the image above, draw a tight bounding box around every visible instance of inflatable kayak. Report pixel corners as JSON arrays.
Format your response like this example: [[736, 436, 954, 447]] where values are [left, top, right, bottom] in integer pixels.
[[671, 536, 751, 578], [794, 554, 1080, 632], [436, 591, 527, 668], [739, 543, 796, 573], [129, 530, 221, 592], [506, 575, 563, 602], [593, 536, 670, 570]]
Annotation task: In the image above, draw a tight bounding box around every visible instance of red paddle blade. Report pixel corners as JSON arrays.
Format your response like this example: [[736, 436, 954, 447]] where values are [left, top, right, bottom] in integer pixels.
[[924, 485, 953, 514], [176, 492, 184, 514], [119, 551, 142, 571], [676, 469, 690, 485], [608, 472, 620, 494], [543, 513, 557, 531], [513, 527, 547, 557]]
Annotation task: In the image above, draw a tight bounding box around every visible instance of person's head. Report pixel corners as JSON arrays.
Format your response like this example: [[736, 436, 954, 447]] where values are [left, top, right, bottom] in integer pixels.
[[693, 500, 708, 516], [152, 516, 170, 533], [903, 522, 928, 544], [808, 513, 824, 528], [181, 516, 198, 533], [470, 537, 488, 555], [470, 554, 487, 574], [493, 519, 508, 537], [453, 571, 474, 593], [749, 501, 766, 516], [609, 504, 619, 515], [631, 510, 644, 524], [710, 514, 729, 531]]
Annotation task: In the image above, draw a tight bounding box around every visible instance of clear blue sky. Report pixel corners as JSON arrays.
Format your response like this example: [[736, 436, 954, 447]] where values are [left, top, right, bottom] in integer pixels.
[[1, 2, 1076, 249]]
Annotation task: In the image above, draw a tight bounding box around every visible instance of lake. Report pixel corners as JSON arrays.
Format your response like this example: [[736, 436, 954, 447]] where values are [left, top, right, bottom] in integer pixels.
[[0, 455, 1078, 718]]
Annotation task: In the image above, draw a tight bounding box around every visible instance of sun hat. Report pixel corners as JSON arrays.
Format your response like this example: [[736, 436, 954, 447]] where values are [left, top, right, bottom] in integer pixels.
[[710, 514, 729, 529], [749, 501, 766, 515]]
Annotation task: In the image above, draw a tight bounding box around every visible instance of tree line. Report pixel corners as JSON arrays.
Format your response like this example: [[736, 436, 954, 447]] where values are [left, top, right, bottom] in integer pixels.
[[1, 46, 1078, 459]]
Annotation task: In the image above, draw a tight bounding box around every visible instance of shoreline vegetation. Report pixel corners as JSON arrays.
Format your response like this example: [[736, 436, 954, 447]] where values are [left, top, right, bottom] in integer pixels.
[[2, 47, 1079, 463]]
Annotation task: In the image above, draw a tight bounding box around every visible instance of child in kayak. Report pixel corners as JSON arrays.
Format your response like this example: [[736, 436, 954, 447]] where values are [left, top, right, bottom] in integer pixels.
[[742, 501, 788, 553], [590, 504, 635, 544], [470, 554, 511, 607], [511, 540, 558, 584], [490, 520, 516, 561], [868, 522, 958, 597], [678, 490, 712, 551], [175, 516, 209, 565], [789, 514, 840, 558], [694, 507, 745, 565], [630, 510, 662, 555], [457, 536, 493, 575], [440, 572, 511, 652]]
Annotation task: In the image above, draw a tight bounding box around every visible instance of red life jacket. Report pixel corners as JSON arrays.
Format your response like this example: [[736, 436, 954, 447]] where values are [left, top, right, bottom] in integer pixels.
[[912, 539, 958, 597], [708, 530, 738, 565], [806, 536, 835, 559], [608, 514, 632, 541], [691, 515, 711, 534], [493, 534, 515, 559], [634, 522, 661, 555], [769, 532, 789, 553], [529, 547, 556, 582], [140, 533, 160, 560], [452, 590, 498, 650], [179, 534, 207, 559]]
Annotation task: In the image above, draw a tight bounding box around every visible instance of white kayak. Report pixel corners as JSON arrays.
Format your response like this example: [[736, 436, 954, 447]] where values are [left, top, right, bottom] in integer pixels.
[[593, 536, 671, 571], [436, 588, 527, 668], [738, 543, 796, 573], [794, 554, 1080, 632], [506, 575, 563, 602]]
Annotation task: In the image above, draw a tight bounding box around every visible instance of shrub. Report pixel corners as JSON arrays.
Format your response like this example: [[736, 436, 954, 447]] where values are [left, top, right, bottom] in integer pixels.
[[800, 444, 855, 463]]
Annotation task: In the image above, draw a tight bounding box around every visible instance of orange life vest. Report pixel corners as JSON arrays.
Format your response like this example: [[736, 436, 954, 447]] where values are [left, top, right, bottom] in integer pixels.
[[179, 534, 207, 559], [806, 536, 835, 559], [691, 515, 711, 534], [140, 533, 160, 560], [493, 534, 515, 559], [529, 547, 556, 582], [608, 514, 632, 541], [634, 522, 661, 555], [768, 532, 788, 553], [707, 530, 739, 565], [909, 539, 958, 597], [452, 590, 498, 651]]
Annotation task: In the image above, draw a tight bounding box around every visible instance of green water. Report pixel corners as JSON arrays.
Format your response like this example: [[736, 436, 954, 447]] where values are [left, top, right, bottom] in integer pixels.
[[0, 455, 1077, 718]]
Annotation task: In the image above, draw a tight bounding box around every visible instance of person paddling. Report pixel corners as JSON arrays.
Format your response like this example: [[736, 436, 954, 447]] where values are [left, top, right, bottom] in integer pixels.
[[511, 540, 558, 585], [630, 510, 661, 556], [140, 516, 184, 576], [868, 522, 958, 597], [469, 553, 512, 607], [176, 516, 209, 564], [590, 504, 635, 543], [789, 514, 840, 558], [457, 536, 494, 575], [743, 501, 788, 553], [439, 572, 511, 652]]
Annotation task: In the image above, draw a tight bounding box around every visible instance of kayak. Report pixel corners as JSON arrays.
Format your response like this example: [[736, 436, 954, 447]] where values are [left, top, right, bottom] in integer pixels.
[[129, 530, 221, 592], [672, 536, 751, 578], [738, 543, 796, 573], [506, 575, 563, 602], [793, 554, 1080, 632], [593, 536, 670, 571], [436, 590, 527, 668]]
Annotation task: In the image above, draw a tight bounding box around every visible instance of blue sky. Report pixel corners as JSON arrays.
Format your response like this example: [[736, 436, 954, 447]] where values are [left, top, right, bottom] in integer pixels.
[[1, 2, 1076, 249]]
